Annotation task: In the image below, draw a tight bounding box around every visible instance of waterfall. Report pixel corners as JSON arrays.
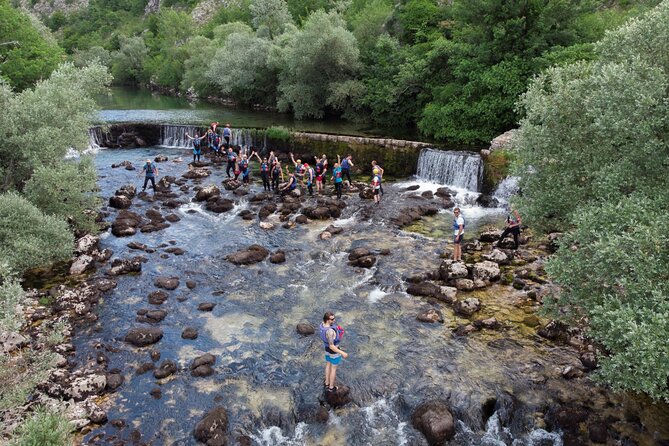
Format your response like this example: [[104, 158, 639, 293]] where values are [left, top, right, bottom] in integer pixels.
[[493, 176, 520, 205], [160, 125, 266, 152], [416, 148, 483, 191], [88, 127, 104, 148], [160, 124, 204, 148]]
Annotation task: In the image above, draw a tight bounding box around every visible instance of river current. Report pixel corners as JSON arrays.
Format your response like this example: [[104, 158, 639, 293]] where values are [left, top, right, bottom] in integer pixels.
[[73, 146, 669, 446]]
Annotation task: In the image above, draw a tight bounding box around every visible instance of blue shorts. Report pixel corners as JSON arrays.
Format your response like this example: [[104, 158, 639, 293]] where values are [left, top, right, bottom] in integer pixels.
[[453, 234, 463, 244], [325, 354, 342, 365]]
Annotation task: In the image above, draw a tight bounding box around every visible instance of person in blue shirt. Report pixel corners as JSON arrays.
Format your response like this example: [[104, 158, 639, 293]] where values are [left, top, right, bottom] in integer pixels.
[[332, 162, 343, 199], [137, 158, 159, 193], [185, 132, 206, 163], [253, 153, 271, 191], [222, 123, 232, 150], [340, 154, 354, 187]]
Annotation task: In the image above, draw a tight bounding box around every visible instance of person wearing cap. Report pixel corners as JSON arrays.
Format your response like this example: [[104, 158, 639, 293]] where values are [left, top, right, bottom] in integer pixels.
[[138, 158, 158, 193], [371, 160, 384, 196], [371, 168, 381, 204]]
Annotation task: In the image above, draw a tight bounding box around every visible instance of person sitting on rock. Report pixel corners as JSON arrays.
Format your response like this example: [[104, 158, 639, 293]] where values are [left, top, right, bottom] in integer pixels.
[[320, 312, 348, 393], [138, 158, 158, 193], [497, 209, 522, 249], [280, 171, 297, 195]]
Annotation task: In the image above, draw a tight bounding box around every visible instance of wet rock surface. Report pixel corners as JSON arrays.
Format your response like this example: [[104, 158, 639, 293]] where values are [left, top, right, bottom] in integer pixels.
[[411, 400, 455, 445]]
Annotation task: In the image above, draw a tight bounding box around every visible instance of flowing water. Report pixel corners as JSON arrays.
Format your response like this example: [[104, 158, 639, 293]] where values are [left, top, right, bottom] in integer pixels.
[[72, 146, 669, 445], [416, 149, 483, 191]]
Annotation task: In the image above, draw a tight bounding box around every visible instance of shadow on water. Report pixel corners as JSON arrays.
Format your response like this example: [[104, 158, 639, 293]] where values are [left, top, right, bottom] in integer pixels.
[[76, 147, 669, 445]]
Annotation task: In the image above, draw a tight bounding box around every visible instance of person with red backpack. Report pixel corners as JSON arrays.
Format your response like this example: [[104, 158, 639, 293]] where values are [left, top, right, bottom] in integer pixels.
[[320, 312, 348, 392]]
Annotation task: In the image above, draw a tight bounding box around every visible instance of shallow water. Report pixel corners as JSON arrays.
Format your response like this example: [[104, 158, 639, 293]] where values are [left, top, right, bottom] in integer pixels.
[[76, 147, 669, 445]]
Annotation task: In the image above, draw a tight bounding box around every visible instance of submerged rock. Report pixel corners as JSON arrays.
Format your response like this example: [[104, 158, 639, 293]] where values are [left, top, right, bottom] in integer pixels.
[[411, 400, 455, 445], [125, 327, 163, 347], [454, 298, 481, 316], [206, 197, 235, 213], [153, 360, 177, 379], [154, 276, 180, 290], [226, 245, 269, 265], [417, 309, 444, 323], [406, 282, 456, 304], [296, 323, 315, 336], [269, 251, 286, 264], [324, 385, 351, 408], [193, 406, 228, 445]]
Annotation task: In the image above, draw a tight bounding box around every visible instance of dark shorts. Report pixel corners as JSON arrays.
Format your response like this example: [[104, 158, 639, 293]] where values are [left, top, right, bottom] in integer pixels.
[[453, 234, 463, 244], [373, 189, 380, 196]]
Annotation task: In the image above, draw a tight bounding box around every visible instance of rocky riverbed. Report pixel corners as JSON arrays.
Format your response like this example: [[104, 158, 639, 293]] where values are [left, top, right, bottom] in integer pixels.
[[3, 146, 668, 446]]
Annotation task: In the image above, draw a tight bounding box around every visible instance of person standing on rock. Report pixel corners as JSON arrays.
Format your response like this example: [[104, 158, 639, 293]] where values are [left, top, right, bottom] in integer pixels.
[[226, 147, 237, 178], [239, 154, 251, 185], [138, 158, 158, 193], [339, 154, 354, 188], [254, 152, 271, 192], [332, 162, 343, 199], [271, 160, 284, 192], [497, 209, 522, 249], [222, 123, 232, 150], [185, 132, 206, 163], [320, 312, 348, 392], [314, 156, 327, 194], [371, 160, 384, 196], [371, 169, 381, 204], [452, 207, 465, 262], [305, 163, 315, 196]]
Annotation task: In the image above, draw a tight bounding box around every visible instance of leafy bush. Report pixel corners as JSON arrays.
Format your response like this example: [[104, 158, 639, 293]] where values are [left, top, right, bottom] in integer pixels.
[[23, 158, 100, 232], [9, 406, 73, 446], [0, 193, 73, 273], [265, 125, 291, 141], [515, 0, 669, 400], [0, 62, 111, 191]]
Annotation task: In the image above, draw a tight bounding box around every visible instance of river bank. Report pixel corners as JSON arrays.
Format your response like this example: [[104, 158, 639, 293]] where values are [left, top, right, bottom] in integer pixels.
[[2, 146, 668, 445]]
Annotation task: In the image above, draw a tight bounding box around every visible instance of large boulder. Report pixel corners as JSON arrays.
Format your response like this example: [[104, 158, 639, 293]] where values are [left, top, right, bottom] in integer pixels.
[[454, 298, 481, 316], [107, 257, 142, 276], [472, 261, 501, 281], [296, 323, 315, 336], [226, 245, 269, 265], [70, 255, 94, 275], [111, 210, 143, 237], [125, 327, 163, 347], [439, 260, 468, 280], [222, 179, 242, 190], [206, 197, 235, 214], [324, 385, 352, 408], [406, 282, 457, 304], [479, 228, 503, 243], [115, 184, 136, 198], [75, 235, 100, 255], [411, 401, 455, 445], [483, 249, 508, 263], [182, 168, 211, 179], [193, 406, 228, 445], [109, 195, 132, 209], [195, 185, 220, 202]]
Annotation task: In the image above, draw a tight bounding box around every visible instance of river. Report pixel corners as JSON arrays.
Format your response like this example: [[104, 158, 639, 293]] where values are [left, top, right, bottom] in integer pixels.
[[65, 140, 669, 446]]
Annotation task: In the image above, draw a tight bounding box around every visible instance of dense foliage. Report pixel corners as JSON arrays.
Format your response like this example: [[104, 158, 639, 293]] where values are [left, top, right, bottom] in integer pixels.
[[514, 0, 669, 400], [36, 0, 660, 144], [0, 0, 63, 91], [0, 62, 110, 275]]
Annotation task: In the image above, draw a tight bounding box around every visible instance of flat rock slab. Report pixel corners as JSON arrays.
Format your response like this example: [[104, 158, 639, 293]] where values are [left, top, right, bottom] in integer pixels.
[[198, 302, 215, 312], [225, 245, 269, 265]]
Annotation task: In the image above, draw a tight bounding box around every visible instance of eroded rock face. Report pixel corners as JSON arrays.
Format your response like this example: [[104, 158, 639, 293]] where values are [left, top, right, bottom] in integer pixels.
[[125, 327, 163, 347], [226, 245, 269, 265], [64, 374, 107, 401], [193, 406, 228, 445], [411, 400, 455, 445]]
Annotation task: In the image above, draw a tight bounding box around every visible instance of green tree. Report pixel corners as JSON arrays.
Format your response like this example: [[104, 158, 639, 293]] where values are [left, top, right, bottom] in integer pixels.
[[276, 10, 363, 118], [145, 9, 193, 89], [419, 0, 584, 144], [250, 0, 293, 38], [0, 192, 73, 273], [0, 0, 63, 91], [181, 36, 218, 95], [0, 62, 111, 192], [207, 32, 278, 106], [111, 36, 149, 85], [514, 0, 669, 400], [24, 158, 100, 233]]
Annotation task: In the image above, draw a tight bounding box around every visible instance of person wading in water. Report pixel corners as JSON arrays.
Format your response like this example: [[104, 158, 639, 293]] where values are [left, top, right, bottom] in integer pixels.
[[320, 312, 348, 392], [138, 158, 158, 193]]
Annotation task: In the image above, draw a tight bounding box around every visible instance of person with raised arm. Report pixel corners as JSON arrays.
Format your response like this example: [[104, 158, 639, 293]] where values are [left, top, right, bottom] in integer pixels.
[[253, 152, 271, 192], [185, 132, 206, 163], [137, 158, 158, 193]]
